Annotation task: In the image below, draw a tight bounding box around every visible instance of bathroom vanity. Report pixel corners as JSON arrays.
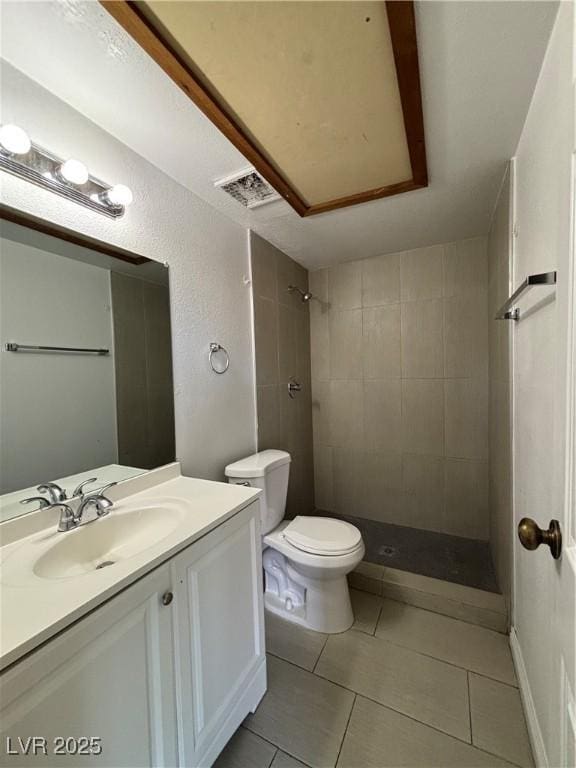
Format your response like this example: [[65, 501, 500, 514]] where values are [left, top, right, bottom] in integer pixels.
[[0, 464, 266, 767]]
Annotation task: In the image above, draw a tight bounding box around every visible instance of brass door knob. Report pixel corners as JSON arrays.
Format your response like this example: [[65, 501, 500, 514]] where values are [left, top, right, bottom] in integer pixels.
[[518, 518, 562, 559]]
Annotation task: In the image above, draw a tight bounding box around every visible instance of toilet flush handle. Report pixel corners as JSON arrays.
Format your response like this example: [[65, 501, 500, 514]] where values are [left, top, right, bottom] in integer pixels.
[[236, 481, 251, 487]]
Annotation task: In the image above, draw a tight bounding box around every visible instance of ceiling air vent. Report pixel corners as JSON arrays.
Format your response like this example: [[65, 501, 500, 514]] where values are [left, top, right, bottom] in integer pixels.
[[215, 168, 281, 209]]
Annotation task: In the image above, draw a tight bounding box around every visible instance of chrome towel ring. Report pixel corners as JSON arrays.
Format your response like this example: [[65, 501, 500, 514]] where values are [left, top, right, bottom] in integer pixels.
[[209, 342, 229, 374]]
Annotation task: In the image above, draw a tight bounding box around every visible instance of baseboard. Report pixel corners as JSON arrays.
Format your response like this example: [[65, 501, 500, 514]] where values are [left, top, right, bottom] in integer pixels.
[[510, 627, 548, 768], [349, 562, 508, 632]]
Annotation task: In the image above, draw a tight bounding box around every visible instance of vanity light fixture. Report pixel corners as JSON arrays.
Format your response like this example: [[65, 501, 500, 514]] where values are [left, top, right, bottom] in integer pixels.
[[58, 158, 89, 186], [0, 123, 133, 218], [0, 124, 31, 156], [100, 183, 134, 207]]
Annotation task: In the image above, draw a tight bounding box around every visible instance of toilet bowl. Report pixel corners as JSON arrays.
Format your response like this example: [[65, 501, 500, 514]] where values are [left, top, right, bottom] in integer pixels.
[[225, 450, 364, 633]]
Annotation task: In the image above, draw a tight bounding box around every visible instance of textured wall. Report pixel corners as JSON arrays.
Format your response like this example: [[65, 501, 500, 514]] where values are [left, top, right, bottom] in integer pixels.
[[250, 233, 314, 517], [310, 238, 490, 539], [487, 168, 512, 609], [0, 62, 257, 481]]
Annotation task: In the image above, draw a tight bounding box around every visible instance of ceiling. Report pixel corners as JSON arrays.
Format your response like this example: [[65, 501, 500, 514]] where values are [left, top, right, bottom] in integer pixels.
[[0, 1, 558, 269], [121, 1, 421, 213]]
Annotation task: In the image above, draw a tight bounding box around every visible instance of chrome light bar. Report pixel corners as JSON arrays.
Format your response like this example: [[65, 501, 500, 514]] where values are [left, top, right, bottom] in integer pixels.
[[0, 124, 132, 219]]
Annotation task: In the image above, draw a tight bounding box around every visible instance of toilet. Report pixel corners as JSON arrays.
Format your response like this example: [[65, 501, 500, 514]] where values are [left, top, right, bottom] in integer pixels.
[[225, 449, 364, 633]]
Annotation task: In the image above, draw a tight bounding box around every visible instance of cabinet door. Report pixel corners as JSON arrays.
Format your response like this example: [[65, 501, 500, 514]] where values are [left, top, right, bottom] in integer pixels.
[[172, 502, 266, 767], [0, 564, 178, 768]]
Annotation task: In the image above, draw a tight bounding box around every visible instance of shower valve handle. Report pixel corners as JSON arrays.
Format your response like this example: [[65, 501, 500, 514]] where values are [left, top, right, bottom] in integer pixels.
[[288, 379, 302, 399]]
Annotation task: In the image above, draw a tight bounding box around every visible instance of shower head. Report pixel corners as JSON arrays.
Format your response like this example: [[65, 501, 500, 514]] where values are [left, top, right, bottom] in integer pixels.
[[288, 285, 314, 303]]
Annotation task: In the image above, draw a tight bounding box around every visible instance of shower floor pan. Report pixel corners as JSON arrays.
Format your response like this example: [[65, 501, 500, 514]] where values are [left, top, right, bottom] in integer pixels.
[[316, 512, 499, 594]]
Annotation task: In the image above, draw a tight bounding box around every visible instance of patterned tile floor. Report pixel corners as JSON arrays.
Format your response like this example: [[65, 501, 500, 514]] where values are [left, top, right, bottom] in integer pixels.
[[215, 591, 532, 768]]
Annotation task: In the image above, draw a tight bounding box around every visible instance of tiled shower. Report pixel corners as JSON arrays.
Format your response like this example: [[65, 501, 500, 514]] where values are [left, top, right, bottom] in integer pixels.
[[251, 227, 510, 598]]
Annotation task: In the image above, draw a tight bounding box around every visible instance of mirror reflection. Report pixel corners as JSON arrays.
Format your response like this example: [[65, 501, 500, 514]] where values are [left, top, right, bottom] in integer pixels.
[[0, 220, 175, 522]]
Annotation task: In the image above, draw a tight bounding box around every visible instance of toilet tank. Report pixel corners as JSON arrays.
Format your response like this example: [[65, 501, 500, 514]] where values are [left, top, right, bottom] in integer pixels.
[[225, 450, 291, 535]]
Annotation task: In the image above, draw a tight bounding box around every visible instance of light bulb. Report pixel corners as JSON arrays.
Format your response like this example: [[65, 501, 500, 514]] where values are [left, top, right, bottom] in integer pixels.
[[105, 184, 133, 207], [0, 124, 31, 155], [59, 159, 89, 185]]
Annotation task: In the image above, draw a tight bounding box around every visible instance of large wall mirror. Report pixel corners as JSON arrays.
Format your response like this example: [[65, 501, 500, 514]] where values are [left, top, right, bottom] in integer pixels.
[[0, 216, 175, 523]]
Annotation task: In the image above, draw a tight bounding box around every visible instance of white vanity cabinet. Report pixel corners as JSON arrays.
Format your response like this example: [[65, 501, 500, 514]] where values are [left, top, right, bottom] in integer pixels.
[[0, 562, 179, 767], [0, 499, 265, 768], [172, 500, 266, 767]]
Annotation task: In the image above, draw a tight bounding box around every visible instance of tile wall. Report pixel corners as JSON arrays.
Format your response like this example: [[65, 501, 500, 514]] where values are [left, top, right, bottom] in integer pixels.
[[250, 233, 314, 516], [111, 271, 175, 469], [310, 238, 490, 539]]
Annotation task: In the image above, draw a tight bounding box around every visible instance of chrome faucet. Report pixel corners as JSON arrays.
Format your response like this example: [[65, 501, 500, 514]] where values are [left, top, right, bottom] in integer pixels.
[[34, 477, 98, 508], [77, 483, 116, 519], [23, 477, 99, 521], [37, 482, 67, 505], [56, 482, 117, 532], [20, 496, 51, 509], [55, 503, 79, 532], [72, 477, 98, 498]]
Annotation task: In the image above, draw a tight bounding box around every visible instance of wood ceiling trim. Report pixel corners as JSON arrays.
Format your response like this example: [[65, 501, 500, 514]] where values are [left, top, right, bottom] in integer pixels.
[[101, 0, 427, 217], [0, 205, 151, 265], [386, 1, 428, 188]]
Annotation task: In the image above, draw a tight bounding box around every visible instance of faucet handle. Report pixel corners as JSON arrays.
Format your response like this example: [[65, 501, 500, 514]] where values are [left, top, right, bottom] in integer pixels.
[[93, 481, 117, 500], [20, 496, 51, 509], [55, 503, 79, 532], [81, 482, 117, 517], [37, 482, 67, 504], [95, 482, 117, 511], [72, 477, 98, 498]]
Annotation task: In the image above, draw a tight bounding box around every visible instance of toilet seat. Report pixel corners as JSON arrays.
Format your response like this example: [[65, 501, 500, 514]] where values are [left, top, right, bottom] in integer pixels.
[[282, 516, 362, 556]]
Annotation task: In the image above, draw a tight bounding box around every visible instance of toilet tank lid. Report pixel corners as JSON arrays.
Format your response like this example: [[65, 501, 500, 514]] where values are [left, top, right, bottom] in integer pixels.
[[225, 449, 291, 478]]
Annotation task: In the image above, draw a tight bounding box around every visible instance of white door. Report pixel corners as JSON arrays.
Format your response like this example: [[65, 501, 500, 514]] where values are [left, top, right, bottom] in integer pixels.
[[0, 563, 178, 768], [511, 5, 576, 767], [172, 501, 266, 768]]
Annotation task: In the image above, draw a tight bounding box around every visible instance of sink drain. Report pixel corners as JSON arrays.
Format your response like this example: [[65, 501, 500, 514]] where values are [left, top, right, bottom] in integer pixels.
[[96, 560, 115, 570]]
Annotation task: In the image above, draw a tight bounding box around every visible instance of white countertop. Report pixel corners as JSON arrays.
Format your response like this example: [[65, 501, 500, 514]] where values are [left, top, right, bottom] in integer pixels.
[[0, 465, 260, 672]]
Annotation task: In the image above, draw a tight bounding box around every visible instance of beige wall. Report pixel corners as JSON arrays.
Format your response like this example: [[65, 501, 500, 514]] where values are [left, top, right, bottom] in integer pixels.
[[310, 238, 490, 539], [487, 169, 513, 609], [250, 233, 315, 517]]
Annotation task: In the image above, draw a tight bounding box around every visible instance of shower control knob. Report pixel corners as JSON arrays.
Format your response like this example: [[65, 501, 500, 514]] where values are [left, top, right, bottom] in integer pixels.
[[518, 518, 562, 559], [161, 591, 174, 606], [288, 378, 302, 399]]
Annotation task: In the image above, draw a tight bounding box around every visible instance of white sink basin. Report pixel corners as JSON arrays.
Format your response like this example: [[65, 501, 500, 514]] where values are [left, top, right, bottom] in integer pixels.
[[33, 505, 185, 580]]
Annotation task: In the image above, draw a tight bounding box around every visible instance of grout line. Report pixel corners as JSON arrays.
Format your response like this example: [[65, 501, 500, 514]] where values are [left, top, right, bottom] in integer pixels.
[[468, 745, 527, 768], [312, 634, 330, 674], [348, 696, 528, 768], [377, 589, 507, 630], [372, 604, 383, 635], [266, 653, 517, 757], [467, 671, 473, 744], [359, 628, 518, 688], [269, 747, 279, 768], [271, 653, 466, 746], [325, 619, 517, 688], [327, 688, 471, 750], [376, 592, 505, 635], [242, 726, 314, 768], [334, 693, 356, 767], [466, 669, 519, 690]]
